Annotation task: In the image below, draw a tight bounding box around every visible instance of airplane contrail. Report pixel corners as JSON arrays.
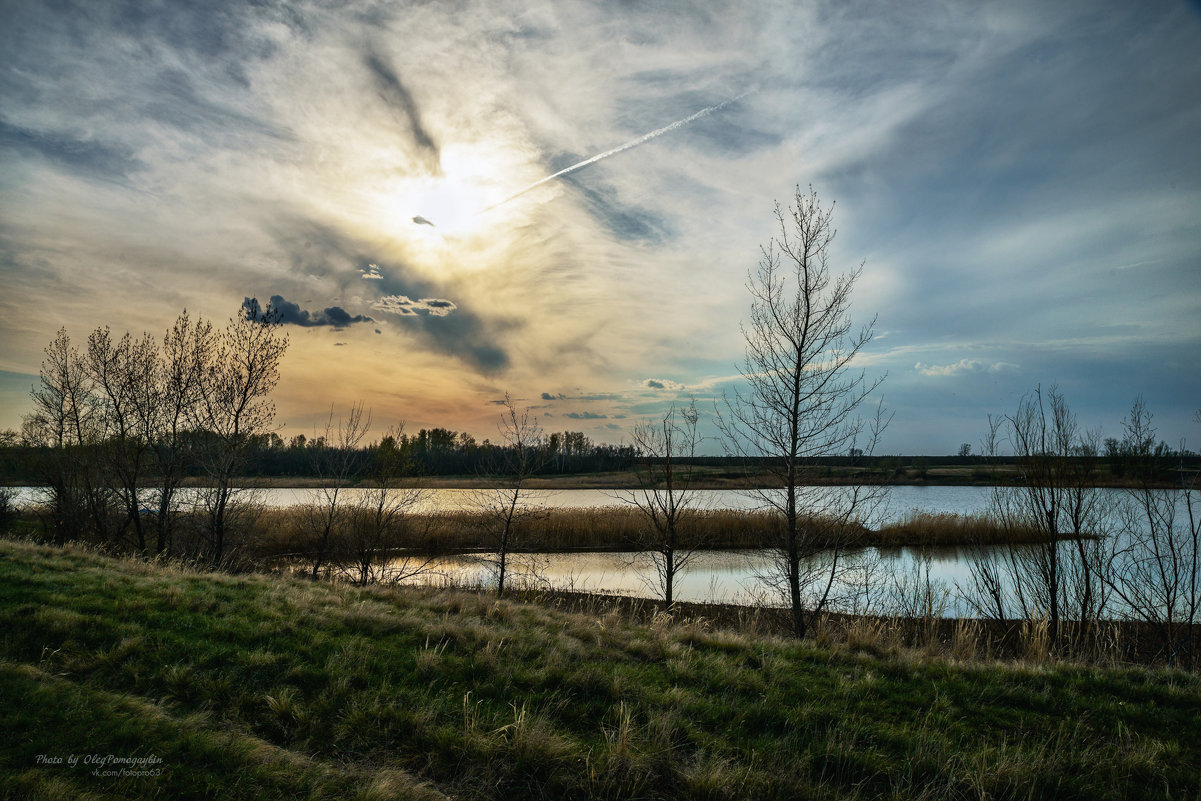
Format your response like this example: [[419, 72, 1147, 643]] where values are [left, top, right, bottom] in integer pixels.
[[483, 90, 754, 212]]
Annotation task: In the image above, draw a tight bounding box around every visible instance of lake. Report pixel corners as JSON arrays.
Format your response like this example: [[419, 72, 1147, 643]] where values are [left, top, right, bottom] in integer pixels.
[[9, 484, 1002, 515], [11, 484, 1181, 616]]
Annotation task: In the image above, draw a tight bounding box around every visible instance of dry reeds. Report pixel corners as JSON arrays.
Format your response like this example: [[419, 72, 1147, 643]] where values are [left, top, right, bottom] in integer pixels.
[[874, 510, 1074, 547], [181, 505, 1088, 582]]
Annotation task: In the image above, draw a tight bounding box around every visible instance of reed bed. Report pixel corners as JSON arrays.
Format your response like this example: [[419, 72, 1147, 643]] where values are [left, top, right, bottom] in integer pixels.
[[244, 505, 1064, 566], [872, 510, 1084, 547]]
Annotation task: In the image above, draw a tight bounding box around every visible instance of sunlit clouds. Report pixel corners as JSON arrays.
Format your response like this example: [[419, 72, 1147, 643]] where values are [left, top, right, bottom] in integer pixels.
[[0, 0, 1198, 450]]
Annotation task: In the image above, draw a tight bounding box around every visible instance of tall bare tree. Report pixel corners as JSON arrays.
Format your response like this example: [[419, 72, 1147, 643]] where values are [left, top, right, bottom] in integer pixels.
[[22, 328, 113, 544], [83, 327, 161, 553], [194, 301, 288, 564], [622, 400, 704, 607], [719, 185, 887, 638], [150, 311, 215, 554]]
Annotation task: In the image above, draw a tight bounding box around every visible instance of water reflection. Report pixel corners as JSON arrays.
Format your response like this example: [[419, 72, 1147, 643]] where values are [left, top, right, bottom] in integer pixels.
[[395, 545, 1022, 616]]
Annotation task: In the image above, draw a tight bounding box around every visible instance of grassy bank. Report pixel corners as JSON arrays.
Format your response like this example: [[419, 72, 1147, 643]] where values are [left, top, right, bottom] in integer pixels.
[[2, 539, 1199, 800]]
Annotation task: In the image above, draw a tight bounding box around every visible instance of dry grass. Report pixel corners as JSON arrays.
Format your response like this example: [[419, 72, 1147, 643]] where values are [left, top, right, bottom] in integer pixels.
[[873, 510, 1077, 547], [240, 506, 1066, 571]]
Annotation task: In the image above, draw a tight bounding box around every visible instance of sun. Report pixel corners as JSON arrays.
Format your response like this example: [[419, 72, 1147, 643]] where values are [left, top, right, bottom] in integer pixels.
[[405, 179, 483, 235], [381, 142, 517, 240]]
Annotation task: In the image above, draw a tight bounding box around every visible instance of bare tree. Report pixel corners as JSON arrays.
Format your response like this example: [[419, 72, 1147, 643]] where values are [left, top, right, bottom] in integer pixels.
[[22, 328, 113, 544], [1106, 398, 1199, 667], [149, 311, 215, 554], [194, 300, 289, 564], [83, 327, 161, 553], [305, 402, 370, 579], [621, 400, 704, 607], [965, 387, 1111, 652], [478, 395, 549, 597], [334, 425, 432, 585], [718, 185, 888, 638]]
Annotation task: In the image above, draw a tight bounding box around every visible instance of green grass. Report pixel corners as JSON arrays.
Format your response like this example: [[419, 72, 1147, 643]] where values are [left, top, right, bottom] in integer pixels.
[[1, 539, 1198, 800]]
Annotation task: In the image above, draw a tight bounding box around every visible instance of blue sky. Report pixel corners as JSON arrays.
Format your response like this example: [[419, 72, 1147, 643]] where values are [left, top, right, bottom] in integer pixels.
[[1, 0, 1198, 454]]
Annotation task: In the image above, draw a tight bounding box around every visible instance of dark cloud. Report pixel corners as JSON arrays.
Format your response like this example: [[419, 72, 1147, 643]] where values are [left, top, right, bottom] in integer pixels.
[[267, 220, 511, 372], [541, 392, 566, 400], [242, 295, 372, 329], [565, 411, 607, 419], [365, 52, 440, 170]]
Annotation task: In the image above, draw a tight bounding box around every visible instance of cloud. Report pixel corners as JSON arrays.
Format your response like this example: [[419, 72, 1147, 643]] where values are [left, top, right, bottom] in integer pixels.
[[264, 221, 509, 371], [364, 51, 439, 171], [541, 392, 565, 400], [372, 295, 458, 317], [243, 295, 372, 329], [914, 359, 1019, 377], [562, 173, 672, 245], [565, 411, 607, 420], [642, 378, 686, 391]]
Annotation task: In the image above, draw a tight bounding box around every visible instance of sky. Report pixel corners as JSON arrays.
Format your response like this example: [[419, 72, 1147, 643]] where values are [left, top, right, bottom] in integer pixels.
[[1, 0, 1199, 455]]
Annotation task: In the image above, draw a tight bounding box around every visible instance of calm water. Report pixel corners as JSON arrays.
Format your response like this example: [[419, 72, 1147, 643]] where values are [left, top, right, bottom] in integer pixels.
[[9, 484, 1000, 515], [12, 484, 1172, 615], [405, 545, 995, 615]]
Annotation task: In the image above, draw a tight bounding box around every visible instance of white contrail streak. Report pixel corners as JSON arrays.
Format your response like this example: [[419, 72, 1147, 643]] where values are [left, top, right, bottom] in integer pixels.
[[484, 90, 753, 212]]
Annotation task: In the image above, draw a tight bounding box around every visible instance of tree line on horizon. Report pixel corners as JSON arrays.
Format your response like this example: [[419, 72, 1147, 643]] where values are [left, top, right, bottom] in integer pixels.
[[5, 424, 1195, 485]]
